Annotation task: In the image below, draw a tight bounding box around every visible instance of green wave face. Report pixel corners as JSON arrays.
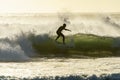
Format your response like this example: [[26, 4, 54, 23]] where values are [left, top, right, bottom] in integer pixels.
[[29, 33, 120, 58]]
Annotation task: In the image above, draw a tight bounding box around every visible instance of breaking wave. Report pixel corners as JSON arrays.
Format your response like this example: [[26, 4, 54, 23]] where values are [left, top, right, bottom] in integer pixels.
[[0, 13, 120, 61], [0, 32, 35, 62]]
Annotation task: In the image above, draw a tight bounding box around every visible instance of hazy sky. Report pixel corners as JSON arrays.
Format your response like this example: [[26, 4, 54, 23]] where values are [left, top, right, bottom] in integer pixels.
[[0, 0, 119, 13]]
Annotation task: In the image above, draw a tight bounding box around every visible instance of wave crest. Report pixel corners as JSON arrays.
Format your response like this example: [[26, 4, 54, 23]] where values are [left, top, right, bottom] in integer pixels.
[[0, 32, 35, 62]]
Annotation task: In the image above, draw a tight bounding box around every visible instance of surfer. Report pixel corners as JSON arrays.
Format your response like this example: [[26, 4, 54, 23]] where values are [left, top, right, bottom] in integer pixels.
[[55, 23, 71, 44]]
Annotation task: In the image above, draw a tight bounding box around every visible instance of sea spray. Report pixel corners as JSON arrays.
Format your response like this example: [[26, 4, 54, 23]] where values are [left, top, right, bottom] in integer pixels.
[[15, 31, 35, 57], [0, 31, 37, 61], [0, 37, 29, 61], [57, 12, 72, 24], [0, 13, 120, 37]]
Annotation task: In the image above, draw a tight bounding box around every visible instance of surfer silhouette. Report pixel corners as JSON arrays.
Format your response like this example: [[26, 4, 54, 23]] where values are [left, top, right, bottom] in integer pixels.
[[55, 23, 71, 44]]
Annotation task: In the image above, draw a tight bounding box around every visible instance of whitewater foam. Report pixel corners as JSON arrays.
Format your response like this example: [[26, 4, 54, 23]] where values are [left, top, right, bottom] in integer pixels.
[[0, 38, 29, 61]]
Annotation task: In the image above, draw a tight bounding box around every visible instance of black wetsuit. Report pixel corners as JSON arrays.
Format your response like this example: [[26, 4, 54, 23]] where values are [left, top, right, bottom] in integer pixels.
[[55, 26, 65, 44], [56, 26, 65, 36]]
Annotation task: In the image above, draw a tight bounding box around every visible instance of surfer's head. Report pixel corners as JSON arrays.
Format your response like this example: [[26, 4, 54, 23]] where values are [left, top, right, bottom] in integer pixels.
[[63, 23, 66, 27]]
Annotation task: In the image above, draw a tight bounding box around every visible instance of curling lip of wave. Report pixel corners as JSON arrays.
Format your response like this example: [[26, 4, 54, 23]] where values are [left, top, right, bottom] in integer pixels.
[[0, 34, 35, 62]]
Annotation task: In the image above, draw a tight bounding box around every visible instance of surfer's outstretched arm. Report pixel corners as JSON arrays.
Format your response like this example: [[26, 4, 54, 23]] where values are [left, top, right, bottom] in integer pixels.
[[64, 29, 71, 31]]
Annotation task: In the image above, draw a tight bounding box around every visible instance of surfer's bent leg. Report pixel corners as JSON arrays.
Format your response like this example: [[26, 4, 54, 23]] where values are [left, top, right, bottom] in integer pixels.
[[55, 32, 60, 41], [55, 35, 60, 41], [61, 33, 65, 44]]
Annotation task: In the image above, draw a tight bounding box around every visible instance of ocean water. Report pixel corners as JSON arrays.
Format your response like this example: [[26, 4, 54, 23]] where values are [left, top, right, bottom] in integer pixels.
[[0, 13, 120, 79], [0, 13, 120, 61], [0, 58, 120, 80]]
